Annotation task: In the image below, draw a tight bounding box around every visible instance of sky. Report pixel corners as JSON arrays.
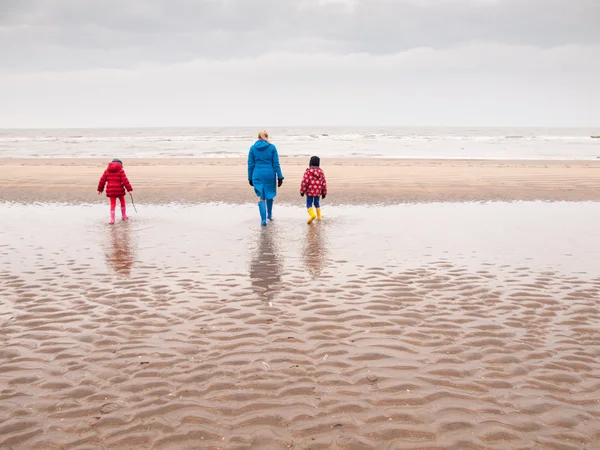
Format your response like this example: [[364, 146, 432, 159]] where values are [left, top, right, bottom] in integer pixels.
[[0, 0, 599, 128]]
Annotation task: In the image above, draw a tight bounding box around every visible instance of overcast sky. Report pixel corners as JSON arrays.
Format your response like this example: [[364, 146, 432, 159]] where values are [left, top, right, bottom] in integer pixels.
[[1, 0, 599, 128]]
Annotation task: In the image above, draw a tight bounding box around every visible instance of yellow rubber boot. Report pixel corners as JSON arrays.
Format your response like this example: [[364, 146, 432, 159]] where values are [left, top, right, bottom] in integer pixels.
[[307, 207, 317, 224], [316, 208, 322, 221]]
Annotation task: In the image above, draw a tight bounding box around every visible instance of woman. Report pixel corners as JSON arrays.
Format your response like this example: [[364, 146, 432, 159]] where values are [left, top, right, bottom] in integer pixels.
[[248, 130, 284, 226]]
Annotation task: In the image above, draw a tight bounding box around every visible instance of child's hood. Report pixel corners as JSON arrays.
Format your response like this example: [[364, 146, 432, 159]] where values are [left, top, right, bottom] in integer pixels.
[[107, 161, 123, 172], [307, 167, 324, 178]]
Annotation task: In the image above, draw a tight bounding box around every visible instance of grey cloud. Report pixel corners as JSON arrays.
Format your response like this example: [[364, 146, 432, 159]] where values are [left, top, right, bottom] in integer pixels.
[[1, 0, 600, 72], [1, 45, 599, 127]]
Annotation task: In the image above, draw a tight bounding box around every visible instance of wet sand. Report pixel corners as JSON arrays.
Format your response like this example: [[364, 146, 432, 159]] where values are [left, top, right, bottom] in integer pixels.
[[2, 157, 600, 204], [1, 202, 600, 449]]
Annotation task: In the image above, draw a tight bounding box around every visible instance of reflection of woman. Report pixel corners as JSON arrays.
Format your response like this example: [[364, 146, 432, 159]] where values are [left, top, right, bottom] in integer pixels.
[[249, 229, 283, 301], [302, 224, 328, 277], [247, 130, 284, 226], [105, 223, 135, 276]]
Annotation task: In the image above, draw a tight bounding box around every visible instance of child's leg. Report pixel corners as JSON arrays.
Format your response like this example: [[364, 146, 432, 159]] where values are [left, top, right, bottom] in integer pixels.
[[109, 197, 116, 224], [315, 196, 322, 220], [119, 196, 128, 220], [307, 196, 317, 224]]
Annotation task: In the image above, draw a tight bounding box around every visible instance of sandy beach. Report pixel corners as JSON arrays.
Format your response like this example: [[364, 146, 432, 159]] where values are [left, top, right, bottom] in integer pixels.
[[1, 158, 600, 204], [1, 158, 600, 449], [1, 201, 600, 449], [3, 0, 600, 446]]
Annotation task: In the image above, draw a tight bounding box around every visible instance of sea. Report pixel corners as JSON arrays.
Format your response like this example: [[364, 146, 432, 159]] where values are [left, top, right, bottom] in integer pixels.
[[0, 127, 598, 160]]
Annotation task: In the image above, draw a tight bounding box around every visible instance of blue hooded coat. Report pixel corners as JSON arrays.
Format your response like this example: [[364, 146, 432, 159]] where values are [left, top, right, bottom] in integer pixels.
[[247, 139, 283, 200]]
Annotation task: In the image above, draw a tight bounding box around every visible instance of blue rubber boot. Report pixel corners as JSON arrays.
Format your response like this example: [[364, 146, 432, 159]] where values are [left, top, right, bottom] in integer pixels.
[[258, 201, 267, 226], [266, 199, 274, 220]]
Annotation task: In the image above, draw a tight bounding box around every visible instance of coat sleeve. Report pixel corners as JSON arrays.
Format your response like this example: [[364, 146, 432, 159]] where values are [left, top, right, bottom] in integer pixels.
[[321, 171, 327, 197], [247, 148, 255, 180], [271, 145, 284, 180], [121, 170, 133, 192], [300, 170, 309, 194], [98, 170, 108, 192]]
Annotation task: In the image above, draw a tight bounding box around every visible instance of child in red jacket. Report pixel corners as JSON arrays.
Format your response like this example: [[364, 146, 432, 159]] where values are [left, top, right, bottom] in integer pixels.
[[97, 158, 133, 224], [300, 156, 327, 224]]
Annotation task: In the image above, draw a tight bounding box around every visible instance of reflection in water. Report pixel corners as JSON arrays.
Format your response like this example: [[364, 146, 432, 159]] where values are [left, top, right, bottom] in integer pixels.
[[104, 223, 135, 276], [302, 224, 328, 277], [249, 228, 283, 301]]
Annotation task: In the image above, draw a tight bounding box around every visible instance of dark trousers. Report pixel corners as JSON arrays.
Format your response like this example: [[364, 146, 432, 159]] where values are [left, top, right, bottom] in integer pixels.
[[306, 196, 321, 208]]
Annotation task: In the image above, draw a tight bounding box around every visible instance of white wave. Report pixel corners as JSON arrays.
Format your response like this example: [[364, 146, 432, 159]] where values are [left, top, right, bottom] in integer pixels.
[[1, 127, 598, 160]]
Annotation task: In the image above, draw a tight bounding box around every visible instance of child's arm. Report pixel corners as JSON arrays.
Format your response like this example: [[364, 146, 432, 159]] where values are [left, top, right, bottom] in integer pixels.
[[321, 171, 327, 198], [121, 171, 133, 192], [300, 170, 309, 195], [97, 170, 108, 193]]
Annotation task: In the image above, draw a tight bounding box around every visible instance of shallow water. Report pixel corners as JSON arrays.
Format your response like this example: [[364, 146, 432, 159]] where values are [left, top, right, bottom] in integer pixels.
[[1, 201, 598, 279], [1, 202, 599, 449]]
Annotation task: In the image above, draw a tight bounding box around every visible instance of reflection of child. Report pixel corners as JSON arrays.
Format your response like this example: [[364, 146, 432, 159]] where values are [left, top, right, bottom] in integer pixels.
[[106, 226, 134, 276], [97, 158, 133, 224], [300, 156, 327, 224]]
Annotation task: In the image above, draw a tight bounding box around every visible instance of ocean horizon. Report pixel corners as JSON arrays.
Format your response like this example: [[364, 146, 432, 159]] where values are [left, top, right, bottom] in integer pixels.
[[1, 126, 599, 160]]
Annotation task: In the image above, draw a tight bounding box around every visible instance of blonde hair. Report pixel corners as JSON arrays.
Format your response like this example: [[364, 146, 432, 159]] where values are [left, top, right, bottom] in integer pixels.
[[258, 130, 270, 143]]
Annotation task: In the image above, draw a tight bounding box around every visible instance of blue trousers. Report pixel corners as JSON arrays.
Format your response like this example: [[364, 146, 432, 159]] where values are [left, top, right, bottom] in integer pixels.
[[306, 196, 321, 208]]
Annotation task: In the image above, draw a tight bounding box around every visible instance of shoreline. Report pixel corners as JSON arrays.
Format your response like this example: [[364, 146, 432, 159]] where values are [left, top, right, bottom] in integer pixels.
[[1, 157, 600, 204]]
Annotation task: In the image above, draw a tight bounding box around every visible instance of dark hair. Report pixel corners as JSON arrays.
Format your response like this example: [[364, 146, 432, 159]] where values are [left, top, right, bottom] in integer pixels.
[[112, 158, 123, 165], [309, 156, 320, 167]]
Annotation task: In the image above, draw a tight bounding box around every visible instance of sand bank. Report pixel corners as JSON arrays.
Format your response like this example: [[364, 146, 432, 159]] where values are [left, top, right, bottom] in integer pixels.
[[1, 157, 600, 204], [1, 202, 599, 448]]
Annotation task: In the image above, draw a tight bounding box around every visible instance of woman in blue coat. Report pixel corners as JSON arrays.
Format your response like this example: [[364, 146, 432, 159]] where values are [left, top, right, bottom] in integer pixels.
[[248, 130, 284, 226]]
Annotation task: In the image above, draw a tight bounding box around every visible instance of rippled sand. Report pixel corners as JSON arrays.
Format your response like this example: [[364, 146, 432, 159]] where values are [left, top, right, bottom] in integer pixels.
[[1, 202, 600, 449]]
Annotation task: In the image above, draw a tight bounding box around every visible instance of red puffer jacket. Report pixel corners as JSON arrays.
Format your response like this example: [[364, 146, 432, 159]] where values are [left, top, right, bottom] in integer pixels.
[[98, 162, 133, 198], [300, 167, 327, 197]]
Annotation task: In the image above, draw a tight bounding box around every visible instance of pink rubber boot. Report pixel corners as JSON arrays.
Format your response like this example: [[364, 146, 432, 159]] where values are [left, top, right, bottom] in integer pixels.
[[121, 206, 129, 220], [109, 211, 115, 225]]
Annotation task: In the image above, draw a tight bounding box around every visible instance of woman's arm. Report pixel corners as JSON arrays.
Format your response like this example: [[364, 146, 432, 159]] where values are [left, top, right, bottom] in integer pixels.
[[248, 148, 255, 181], [272, 145, 283, 180]]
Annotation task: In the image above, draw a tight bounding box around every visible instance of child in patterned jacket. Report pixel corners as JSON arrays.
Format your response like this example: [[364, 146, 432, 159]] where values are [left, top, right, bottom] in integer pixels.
[[300, 156, 327, 224]]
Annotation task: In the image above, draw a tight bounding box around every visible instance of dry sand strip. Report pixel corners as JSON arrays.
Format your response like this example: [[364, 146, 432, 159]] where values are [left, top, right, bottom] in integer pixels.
[[1, 157, 600, 204]]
